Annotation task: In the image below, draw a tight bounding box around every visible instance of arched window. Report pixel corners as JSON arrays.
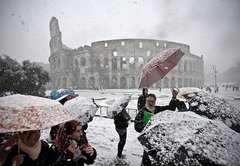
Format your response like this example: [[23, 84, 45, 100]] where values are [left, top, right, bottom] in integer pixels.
[[129, 57, 135, 69], [120, 76, 127, 89], [112, 75, 118, 88], [80, 57, 86, 67], [178, 78, 182, 88], [163, 77, 169, 88], [80, 77, 86, 89], [89, 77, 95, 89], [138, 57, 144, 68], [121, 57, 127, 70], [184, 60, 188, 72]]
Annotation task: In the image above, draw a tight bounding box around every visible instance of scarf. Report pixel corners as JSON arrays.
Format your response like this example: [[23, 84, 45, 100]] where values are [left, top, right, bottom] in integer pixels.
[[145, 106, 155, 113], [19, 139, 41, 160]]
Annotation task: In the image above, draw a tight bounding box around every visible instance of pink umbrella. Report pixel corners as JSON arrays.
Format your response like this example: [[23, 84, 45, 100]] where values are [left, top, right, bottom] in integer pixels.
[[0, 94, 75, 133], [139, 48, 184, 88]]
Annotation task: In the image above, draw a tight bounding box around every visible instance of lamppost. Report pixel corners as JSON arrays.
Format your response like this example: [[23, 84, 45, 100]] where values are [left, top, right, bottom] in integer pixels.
[[213, 66, 218, 92]]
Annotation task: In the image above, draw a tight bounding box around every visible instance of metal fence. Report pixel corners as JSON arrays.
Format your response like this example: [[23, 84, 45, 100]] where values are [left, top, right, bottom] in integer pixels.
[[95, 105, 138, 119]]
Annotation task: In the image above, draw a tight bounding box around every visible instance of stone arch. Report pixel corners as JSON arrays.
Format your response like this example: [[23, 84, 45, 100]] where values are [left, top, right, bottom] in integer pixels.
[[130, 77, 135, 88], [171, 77, 176, 87], [120, 76, 127, 89], [184, 78, 188, 87], [178, 62, 182, 72], [103, 76, 109, 89], [156, 80, 162, 88], [112, 52, 118, 70], [178, 78, 183, 88], [74, 59, 79, 68], [80, 57, 86, 67], [57, 77, 61, 89], [104, 57, 109, 69], [57, 58, 61, 69], [138, 57, 144, 68], [120, 57, 127, 70], [184, 60, 188, 72], [193, 79, 196, 87], [62, 77, 68, 88], [163, 77, 169, 88], [80, 77, 86, 89], [189, 78, 193, 87], [89, 76, 95, 89], [129, 57, 135, 69], [189, 61, 192, 72], [112, 75, 118, 88]]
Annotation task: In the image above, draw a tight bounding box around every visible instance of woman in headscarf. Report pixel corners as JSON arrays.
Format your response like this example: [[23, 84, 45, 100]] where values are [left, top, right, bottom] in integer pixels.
[[52, 120, 97, 166]]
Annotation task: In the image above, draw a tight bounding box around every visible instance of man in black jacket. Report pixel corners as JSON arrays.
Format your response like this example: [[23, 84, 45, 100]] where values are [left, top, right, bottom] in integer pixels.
[[134, 89, 180, 166], [137, 87, 148, 110], [113, 108, 131, 159]]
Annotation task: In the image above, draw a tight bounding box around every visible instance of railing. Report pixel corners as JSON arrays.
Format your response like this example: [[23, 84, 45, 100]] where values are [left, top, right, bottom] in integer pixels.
[[95, 105, 138, 119]]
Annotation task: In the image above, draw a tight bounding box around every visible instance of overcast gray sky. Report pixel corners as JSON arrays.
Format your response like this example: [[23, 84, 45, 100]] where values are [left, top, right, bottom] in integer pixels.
[[0, 0, 239, 74]]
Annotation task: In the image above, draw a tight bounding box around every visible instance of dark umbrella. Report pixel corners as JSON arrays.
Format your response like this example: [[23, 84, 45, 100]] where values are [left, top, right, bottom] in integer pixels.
[[139, 48, 184, 88], [107, 94, 132, 118], [50, 89, 75, 100], [137, 110, 240, 166], [182, 90, 240, 133]]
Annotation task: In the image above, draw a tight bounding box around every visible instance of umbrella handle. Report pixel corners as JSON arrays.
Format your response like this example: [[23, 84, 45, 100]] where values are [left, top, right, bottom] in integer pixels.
[[17, 133, 20, 155]]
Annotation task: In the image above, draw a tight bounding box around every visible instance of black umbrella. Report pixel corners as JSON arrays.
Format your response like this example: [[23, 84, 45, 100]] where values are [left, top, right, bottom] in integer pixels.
[[137, 110, 240, 166], [183, 91, 240, 133]]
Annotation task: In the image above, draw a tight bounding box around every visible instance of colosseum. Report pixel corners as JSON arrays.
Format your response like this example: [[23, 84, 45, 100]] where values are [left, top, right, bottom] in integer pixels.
[[49, 17, 204, 89]]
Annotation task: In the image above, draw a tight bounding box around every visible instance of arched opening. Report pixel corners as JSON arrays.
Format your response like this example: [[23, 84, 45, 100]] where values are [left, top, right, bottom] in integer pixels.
[[184, 78, 188, 87], [138, 57, 144, 68], [80, 77, 86, 89], [112, 75, 118, 89], [89, 77, 95, 89], [120, 76, 127, 89], [184, 60, 188, 72], [178, 78, 182, 88], [80, 57, 86, 67], [163, 77, 169, 88], [120, 57, 127, 70], [129, 57, 135, 69], [171, 77, 176, 88], [130, 77, 135, 88]]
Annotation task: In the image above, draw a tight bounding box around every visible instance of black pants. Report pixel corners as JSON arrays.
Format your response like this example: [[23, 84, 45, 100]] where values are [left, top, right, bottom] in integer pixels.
[[116, 128, 127, 158], [141, 150, 152, 166]]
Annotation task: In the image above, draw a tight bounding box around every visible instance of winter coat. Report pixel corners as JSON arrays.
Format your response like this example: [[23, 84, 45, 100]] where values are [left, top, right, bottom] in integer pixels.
[[137, 92, 148, 110], [52, 124, 97, 166], [134, 98, 179, 133], [50, 141, 97, 166], [113, 109, 131, 129], [3, 140, 52, 166]]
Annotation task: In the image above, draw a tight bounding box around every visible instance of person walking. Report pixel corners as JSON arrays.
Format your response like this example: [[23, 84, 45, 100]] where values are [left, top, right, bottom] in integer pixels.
[[134, 89, 180, 166], [137, 87, 148, 110], [113, 107, 131, 159]]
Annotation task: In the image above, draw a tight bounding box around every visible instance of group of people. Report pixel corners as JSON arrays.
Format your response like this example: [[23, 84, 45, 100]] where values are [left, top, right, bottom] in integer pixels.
[[112, 87, 186, 166], [0, 95, 97, 166], [1, 87, 186, 166], [0, 120, 97, 166]]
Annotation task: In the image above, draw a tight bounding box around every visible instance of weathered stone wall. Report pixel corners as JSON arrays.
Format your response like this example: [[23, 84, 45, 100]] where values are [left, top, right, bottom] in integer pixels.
[[48, 17, 204, 89]]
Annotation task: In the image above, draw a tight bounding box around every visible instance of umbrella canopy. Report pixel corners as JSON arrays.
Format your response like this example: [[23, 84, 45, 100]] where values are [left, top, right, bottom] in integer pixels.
[[183, 90, 240, 133], [139, 48, 184, 88], [138, 110, 240, 166], [107, 94, 132, 118], [50, 89, 75, 100], [64, 96, 99, 124], [0, 94, 75, 133]]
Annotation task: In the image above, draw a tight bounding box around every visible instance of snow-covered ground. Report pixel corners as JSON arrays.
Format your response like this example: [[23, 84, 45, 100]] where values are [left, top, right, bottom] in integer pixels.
[[42, 87, 240, 166]]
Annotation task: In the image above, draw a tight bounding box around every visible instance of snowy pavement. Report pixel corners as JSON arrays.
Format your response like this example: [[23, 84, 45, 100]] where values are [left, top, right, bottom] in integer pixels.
[[42, 88, 240, 166]]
